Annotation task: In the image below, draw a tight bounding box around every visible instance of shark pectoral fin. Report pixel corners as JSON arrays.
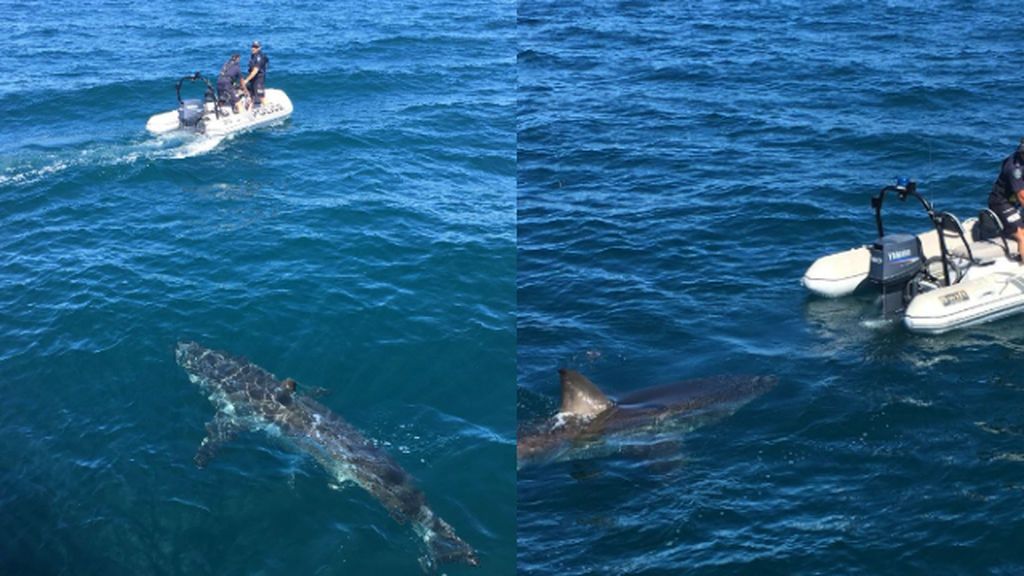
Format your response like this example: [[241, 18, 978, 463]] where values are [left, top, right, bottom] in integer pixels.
[[194, 414, 239, 469], [419, 515, 479, 570]]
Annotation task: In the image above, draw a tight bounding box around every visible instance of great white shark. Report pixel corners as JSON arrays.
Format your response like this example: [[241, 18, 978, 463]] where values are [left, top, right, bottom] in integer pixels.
[[517, 369, 776, 469], [174, 341, 478, 571]]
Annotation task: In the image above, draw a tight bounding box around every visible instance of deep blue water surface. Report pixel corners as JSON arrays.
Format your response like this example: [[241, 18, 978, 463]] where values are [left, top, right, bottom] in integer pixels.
[[518, 2, 1024, 574], [1, 1, 514, 574]]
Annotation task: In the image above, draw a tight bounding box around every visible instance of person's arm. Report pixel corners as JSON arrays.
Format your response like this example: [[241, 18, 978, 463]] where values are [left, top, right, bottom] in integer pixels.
[[236, 70, 248, 94], [1013, 227, 1024, 263], [1014, 188, 1024, 263]]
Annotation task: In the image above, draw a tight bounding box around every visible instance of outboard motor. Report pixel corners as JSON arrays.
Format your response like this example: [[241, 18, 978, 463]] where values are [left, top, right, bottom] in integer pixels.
[[868, 233, 924, 317], [178, 99, 204, 128], [174, 73, 219, 132]]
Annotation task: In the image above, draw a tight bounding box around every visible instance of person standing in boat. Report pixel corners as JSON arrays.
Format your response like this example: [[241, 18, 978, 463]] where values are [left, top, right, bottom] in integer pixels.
[[988, 138, 1024, 261], [216, 53, 246, 114], [243, 40, 269, 108]]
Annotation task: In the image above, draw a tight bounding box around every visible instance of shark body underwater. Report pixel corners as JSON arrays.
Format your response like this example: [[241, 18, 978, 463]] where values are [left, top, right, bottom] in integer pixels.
[[174, 341, 478, 570], [517, 369, 776, 469]]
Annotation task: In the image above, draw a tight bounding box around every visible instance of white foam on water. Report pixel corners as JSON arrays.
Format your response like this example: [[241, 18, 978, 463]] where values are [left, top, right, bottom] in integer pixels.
[[894, 396, 933, 408], [0, 160, 73, 187], [991, 452, 1024, 463], [860, 317, 896, 331], [160, 133, 229, 159], [0, 130, 233, 188]]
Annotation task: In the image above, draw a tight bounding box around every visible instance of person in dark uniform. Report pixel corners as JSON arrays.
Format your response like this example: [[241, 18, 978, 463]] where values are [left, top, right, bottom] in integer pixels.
[[988, 138, 1024, 260], [216, 53, 245, 113], [243, 40, 269, 107]]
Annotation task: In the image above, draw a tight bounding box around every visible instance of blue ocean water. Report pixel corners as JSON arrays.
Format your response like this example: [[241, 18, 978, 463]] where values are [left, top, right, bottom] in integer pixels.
[[1, 1, 514, 574], [518, 2, 1024, 574]]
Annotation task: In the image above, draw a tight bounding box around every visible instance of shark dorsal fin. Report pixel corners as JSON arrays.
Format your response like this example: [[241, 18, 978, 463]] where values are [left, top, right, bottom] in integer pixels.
[[559, 369, 613, 417]]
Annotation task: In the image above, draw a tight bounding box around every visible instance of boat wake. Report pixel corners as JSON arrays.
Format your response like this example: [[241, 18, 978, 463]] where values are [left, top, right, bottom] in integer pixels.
[[155, 132, 230, 159], [0, 132, 231, 188]]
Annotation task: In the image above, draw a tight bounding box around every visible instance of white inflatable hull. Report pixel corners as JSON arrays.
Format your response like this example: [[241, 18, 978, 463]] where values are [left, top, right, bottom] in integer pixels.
[[801, 245, 872, 297], [145, 88, 293, 137], [903, 259, 1024, 334]]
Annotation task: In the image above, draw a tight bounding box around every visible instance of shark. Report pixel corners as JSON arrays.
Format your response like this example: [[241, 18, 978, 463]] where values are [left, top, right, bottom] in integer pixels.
[[174, 341, 478, 571], [517, 368, 776, 469]]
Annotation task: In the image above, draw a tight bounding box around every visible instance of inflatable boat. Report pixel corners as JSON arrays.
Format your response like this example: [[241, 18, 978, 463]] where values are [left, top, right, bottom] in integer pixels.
[[145, 72, 292, 137], [802, 179, 1024, 334]]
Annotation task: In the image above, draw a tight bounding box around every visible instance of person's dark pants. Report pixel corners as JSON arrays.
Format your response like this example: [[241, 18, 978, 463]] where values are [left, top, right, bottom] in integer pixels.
[[247, 78, 265, 106], [988, 190, 1022, 237], [217, 85, 237, 109]]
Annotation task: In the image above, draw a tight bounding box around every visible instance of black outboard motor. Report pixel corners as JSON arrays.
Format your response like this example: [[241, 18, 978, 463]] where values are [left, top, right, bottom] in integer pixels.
[[174, 72, 220, 132], [868, 233, 924, 317], [178, 99, 204, 128]]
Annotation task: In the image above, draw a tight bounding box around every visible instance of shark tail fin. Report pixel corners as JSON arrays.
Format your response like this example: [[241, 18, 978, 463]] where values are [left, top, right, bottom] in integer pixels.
[[559, 369, 612, 417], [417, 515, 479, 572]]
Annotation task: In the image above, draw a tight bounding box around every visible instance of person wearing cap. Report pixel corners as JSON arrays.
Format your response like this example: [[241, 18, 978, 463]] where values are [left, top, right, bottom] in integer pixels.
[[216, 53, 246, 113], [988, 138, 1024, 261], [243, 40, 269, 108]]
